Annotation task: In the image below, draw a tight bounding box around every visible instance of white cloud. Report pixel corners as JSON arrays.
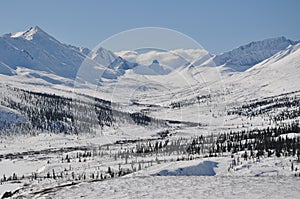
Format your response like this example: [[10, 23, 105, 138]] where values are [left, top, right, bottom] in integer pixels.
[[116, 49, 208, 69]]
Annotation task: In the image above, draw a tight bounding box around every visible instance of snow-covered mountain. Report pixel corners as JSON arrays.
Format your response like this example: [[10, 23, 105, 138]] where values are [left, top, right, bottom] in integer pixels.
[[116, 37, 299, 75], [0, 26, 299, 100], [148, 59, 171, 75], [226, 42, 300, 99], [2, 26, 298, 87], [132, 59, 171, 75], [91, 47, 136, 71], [0, 26, 86, 78], [0, 26, 137, 84], [213, 36, 298, 72]]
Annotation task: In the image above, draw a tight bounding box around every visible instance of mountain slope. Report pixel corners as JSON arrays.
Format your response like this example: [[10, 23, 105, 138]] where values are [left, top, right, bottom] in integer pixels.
[[0, 105, 25, 129], [214, 36, 297, 72], [1, 26, 87, 78], [227, 42, 300, 99], [0, 26, 137, 84]]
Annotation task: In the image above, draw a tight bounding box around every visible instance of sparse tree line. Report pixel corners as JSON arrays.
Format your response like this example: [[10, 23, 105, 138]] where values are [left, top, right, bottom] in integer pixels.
[[169, 94, 212, 109], [1, 121, 300, 186], [187, 121, 300, 158], [228, 93, 300, 122], [188, 121, 300, 176]]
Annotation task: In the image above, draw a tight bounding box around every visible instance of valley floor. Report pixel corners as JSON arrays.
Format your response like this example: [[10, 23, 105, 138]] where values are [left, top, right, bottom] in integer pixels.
[[1, 134, 299, 198]]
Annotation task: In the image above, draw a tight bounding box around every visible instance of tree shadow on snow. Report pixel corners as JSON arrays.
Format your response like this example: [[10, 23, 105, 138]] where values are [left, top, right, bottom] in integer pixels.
[[153, 161, 218, 176]]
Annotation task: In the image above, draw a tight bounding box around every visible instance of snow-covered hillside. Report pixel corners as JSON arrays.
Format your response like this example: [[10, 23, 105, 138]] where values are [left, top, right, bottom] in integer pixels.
[[214, 36, 298, 72], [0, 105, 25, 129], [46, 176, 300, 199], [226, 42, 300, 100]]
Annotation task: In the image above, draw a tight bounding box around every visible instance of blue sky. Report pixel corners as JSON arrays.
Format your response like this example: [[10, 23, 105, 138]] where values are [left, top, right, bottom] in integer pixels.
[[0, 0, 299, 54]]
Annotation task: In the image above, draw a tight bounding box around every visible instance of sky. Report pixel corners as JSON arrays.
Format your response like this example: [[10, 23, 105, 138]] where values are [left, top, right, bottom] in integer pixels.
[[0, 0, 299, 54]]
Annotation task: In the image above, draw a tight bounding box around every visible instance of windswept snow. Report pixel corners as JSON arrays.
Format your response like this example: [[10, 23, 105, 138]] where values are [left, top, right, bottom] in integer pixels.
[[41, 176, 300, 199]]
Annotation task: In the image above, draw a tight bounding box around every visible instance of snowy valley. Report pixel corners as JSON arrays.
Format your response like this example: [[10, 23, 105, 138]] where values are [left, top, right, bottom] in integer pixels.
[[0, 27, 300, 198]]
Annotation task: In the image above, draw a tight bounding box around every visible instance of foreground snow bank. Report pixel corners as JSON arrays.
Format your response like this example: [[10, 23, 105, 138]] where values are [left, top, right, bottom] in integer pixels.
[[43, 176, 300, 199]]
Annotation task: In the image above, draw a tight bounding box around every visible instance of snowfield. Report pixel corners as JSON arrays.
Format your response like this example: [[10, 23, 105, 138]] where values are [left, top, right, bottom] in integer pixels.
[[39, 176, 300, 199]]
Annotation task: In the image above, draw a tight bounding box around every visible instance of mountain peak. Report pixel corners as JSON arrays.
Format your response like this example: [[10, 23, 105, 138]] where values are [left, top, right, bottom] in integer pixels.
[[10, 26, 48, 40], [242, 36, 294, 49], [152, 59, 159, 64], [32, 25, 43, 31]]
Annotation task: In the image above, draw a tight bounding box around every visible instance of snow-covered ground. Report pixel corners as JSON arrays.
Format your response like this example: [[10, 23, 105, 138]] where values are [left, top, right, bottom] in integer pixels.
[[1, 27, 300, 198], [1, 130, 300, 198], [42, 176, 300, 199]]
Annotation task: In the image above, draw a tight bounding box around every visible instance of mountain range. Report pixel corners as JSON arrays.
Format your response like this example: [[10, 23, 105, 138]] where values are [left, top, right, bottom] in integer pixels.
[[0, 26, 299, 84], [0, 26, 299, 111]]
